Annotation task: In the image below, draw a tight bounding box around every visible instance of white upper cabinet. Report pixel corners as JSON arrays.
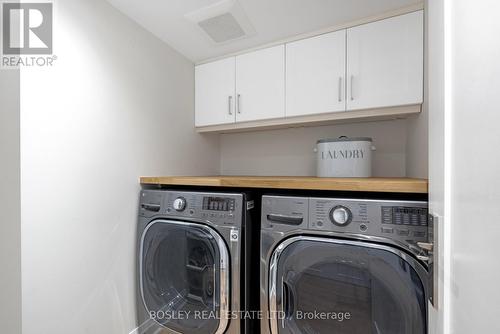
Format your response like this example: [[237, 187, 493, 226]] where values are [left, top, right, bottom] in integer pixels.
[[347, 11, 424, 111], [235, 45, 285, 122], [195, 57, 235, 127], [286, 30, 346, 117], [194, 11, 424, 131]]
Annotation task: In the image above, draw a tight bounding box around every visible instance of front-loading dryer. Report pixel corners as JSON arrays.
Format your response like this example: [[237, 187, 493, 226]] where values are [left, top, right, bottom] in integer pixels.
[[260, 195, 431, 334], [137, 189, 254, 334]]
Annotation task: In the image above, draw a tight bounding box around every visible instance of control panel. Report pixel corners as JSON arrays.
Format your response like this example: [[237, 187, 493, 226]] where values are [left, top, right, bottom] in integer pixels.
[[309, 198, 428, 243], [262, 195, 429, 253], [139, 190, 245, 227]]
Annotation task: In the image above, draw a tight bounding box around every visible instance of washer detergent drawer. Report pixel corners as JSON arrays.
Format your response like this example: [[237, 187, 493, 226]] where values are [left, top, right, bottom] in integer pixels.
[[140, 220, 229, 334], [262, 196, 309, 231], [269, 237, 427, 334]]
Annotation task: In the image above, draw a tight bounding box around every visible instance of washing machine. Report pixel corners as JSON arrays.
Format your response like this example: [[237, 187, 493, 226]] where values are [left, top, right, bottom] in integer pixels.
[[137, 189, 255, 334], [260, 195, 431, 334]]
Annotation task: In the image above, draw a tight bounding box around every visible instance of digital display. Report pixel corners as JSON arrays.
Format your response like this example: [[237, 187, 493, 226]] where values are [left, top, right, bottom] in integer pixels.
[[203, 197, 234, 212], [393, 207, 427, 215], [382, 206, 428, 226]]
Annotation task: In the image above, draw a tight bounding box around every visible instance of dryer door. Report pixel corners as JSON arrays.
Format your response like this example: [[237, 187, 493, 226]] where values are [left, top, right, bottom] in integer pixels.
[[140, 220, 229, 334], [269, 237, 427, 334]]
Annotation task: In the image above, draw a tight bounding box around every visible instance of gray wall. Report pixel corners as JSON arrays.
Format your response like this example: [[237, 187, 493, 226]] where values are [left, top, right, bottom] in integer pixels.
[[406, 111, 429, 178], [20, 0, 219, 333], [220, 119, 419, 177], [0, 69, 22, 334], [406, 3, 430, 179]]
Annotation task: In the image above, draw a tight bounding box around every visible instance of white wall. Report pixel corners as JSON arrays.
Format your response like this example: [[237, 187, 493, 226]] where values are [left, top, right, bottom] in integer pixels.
[[220, 119, 411, 177], [426, 0, 446, 333], [20, 1, 219, 334], [448, 1, 500, 333], [428, 1, 500, 333], [0, 70, 22, 334]]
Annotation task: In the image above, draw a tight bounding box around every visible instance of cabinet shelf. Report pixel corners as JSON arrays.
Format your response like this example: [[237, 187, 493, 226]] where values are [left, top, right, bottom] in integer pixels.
[[195, 104, 421, 134]]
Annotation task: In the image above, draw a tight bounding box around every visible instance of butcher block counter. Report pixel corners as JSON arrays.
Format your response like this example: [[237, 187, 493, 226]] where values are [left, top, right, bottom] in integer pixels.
[[140, 176, 428, 194]]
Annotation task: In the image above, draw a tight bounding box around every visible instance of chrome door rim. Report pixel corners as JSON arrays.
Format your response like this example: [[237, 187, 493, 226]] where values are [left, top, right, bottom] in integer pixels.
[[268, 236, 429, 334], [140, 219, 230, 334]]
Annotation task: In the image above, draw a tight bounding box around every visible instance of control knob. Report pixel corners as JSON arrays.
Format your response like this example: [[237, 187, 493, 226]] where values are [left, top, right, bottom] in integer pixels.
[[329, 206, 352, 226], [173, 197, 187, 211]]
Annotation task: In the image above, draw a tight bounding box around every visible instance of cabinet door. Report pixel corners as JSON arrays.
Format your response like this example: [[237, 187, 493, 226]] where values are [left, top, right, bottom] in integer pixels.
[[235, 45, 285, 122], [286, 30, 346, 117], [347, 10, 423, 111], [195, 57, 235, 127]]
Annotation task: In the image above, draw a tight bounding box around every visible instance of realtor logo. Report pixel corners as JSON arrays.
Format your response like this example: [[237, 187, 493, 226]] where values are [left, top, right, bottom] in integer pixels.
[[2, 2, 53, 54]]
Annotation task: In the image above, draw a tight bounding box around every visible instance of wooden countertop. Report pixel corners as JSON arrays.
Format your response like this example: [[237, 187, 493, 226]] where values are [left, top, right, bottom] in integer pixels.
[[140, 176, 428, 194]]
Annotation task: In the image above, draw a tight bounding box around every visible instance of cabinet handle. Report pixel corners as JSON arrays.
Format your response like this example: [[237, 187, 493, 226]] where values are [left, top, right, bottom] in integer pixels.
[[338, 77, 343, 102], [350, 75, 354, 101], [237, 94, 241, 114], [228, 96, 233, 115]]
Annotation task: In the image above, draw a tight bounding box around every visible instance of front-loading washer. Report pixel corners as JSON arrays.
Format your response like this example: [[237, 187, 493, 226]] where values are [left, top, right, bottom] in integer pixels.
[[260, 195, 431, 334], [137, 189, 255, 334]]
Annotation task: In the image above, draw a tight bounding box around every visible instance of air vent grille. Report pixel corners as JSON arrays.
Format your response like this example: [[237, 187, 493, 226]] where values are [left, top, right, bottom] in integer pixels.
[[198, 13, 245, 43], [185, 0, 255, 44]]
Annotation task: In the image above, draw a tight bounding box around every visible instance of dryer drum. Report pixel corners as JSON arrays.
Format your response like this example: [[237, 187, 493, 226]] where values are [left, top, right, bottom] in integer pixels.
[[141, 223, 221, 334]]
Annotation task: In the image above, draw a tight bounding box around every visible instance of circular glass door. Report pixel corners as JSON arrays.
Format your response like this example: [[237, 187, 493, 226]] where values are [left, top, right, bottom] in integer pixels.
[[269, 237, 427, 334], [140, 220, 229, 334]]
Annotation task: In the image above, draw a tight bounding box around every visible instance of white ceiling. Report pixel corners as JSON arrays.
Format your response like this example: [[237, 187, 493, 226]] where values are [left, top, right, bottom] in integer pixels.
[[106, 0, 422, 63]]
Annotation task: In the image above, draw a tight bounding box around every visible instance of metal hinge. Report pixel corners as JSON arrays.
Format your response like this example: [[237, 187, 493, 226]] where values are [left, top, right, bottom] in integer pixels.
[[428, 213, 439, 308]]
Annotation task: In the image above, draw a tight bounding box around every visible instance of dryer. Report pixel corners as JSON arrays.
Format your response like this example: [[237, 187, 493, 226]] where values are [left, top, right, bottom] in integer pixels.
[[260, 195, 431, 334], [137, 189, 254, 334]]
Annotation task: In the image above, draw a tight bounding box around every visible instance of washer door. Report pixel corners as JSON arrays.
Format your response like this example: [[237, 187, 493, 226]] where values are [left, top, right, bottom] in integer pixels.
[[140, 220, 229, 334], [269, 237, 427, 334]]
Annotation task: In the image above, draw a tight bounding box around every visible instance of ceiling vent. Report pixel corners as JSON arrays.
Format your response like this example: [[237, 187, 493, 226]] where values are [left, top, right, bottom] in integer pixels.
[[185, 0, 256, 44]]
